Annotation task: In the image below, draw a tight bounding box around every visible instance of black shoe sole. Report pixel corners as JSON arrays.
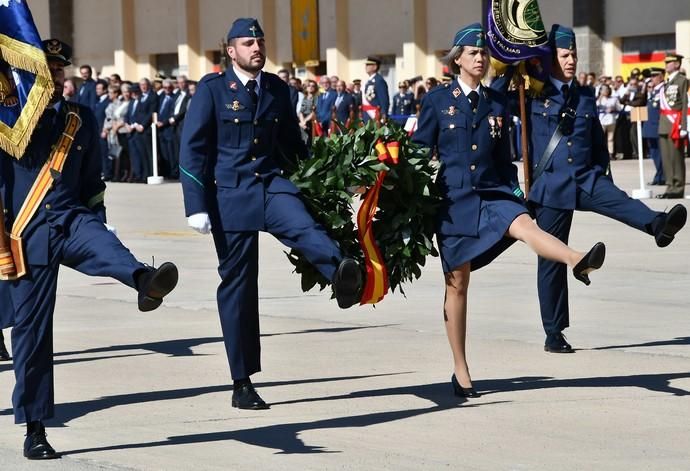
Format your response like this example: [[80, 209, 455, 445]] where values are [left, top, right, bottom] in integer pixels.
[[656, 204, 687, 248], [24, 452, 60, 460], [231, 400, 270, 410], [543, 345, 575, 353], [572, 242, 606, 286], [334, 259, 362, 309], [138, 262, 179, 312]]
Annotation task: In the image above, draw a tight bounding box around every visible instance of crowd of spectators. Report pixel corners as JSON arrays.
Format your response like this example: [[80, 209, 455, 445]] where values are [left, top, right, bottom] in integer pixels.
[[65, 65, 197, 183]]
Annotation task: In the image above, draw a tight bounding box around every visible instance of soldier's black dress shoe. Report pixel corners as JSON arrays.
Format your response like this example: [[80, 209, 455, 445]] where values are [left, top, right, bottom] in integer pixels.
[[654, 204, 687, 248], [451, 374, 480, 398], [544, 332, 574, 353], [23, 422, 58, 460], [332, 258, 363, 309], [0, 340, 10, 361], [232, 381, 270, 410], [572, 242, 606, 286], [136, 262, 179, 312], [655, 192, 684, 199]]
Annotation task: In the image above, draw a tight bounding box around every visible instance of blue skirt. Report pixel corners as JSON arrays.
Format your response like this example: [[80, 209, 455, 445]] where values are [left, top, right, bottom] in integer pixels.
[[438, 196, 528, 273]]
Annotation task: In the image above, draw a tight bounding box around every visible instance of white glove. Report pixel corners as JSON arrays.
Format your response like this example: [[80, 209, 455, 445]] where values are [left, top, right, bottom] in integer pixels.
[[104, 223, 118, 236], [680, 130, 688, 138], [187, 212, 212, 234]]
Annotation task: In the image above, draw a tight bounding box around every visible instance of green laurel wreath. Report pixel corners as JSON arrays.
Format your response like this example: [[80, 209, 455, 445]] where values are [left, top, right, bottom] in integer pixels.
[[285, 120, 442, 295]]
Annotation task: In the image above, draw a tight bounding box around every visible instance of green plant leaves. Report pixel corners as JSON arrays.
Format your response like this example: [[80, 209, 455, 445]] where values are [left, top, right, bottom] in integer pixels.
[[286, 121, 442, 295]]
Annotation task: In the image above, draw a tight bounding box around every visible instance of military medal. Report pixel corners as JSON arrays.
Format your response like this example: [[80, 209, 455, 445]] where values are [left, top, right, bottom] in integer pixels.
[[496, 116, 503, 129], [231, 100, 242, 111], [488, 115, 499, 138], [442, 105, 457, 116], [452, 87, 461, 98]]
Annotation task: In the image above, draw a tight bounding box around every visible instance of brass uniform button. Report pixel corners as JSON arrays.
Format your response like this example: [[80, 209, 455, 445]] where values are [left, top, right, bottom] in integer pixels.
[[234, 118, 239, 123], [253, 138, 259, 144], [449, 124, 455, 129], [76, 145, 82, 150], [567, 157, 573, 163], [567, 141, 573, 147], [471, 144, 477, 151], [472, 123, 477, 129], [45, 203, 52, 210], [254, 120, 259, 125], [470, 164, 476, 171], [254, 172, 260, 177], [251, 156, 257, 161]]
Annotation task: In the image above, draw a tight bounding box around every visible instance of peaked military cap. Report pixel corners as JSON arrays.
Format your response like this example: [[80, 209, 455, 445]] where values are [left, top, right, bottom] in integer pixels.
[[549, 24, 576, 51], [227, 18, 264, 40], [398, 80, 409, 88], [650, 67, 665, 75], [453, 23, 485, 48], [42, 39, 72, 66], [365, 56, 381, 66], [352, 79, 362, 85], [664, 53, 684, 63]]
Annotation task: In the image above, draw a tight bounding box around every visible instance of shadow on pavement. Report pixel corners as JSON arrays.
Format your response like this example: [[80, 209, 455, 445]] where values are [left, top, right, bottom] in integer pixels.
[[590, 336, 690, 351], [0, 373, 407, 427], [61, 382, 500, 455], [51, 325, 396, 358]]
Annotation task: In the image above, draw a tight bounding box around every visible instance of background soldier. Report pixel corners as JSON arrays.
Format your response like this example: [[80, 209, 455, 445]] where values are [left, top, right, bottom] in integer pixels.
[[362, 56, 389, 123], [656, 53, 688, 199], [642, 67, 666, 185]]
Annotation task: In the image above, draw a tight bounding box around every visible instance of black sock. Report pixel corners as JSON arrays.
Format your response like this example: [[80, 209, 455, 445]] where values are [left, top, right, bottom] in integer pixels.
[[233, 378, 250, 388], [27, 421, 43, 434]]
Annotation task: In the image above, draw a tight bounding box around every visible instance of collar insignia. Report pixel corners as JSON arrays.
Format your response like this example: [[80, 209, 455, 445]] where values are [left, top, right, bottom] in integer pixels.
[[229, 81, 238, 91], [452, 87, 461, 98]]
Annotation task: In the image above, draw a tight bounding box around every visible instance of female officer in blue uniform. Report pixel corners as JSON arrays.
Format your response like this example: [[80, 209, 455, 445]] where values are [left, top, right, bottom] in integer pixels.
[[412, 23, 606, 398]]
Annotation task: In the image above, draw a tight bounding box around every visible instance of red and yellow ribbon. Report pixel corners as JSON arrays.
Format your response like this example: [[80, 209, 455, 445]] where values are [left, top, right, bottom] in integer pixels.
[[357, 139, 400, 304]]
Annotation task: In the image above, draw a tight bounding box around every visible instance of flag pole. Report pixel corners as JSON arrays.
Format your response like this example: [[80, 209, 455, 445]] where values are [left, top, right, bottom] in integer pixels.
[[517, 74, 531, 196]]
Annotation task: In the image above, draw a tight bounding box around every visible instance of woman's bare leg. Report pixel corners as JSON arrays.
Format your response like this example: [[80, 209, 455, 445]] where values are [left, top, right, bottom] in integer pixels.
[[507, 214, 583, 266], [444, 263, 473, 388]]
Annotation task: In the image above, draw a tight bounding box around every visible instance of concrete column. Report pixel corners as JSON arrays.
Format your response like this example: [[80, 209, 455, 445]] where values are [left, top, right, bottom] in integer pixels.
[[676, 20, 690, 72], [177, 0, 204, 79], [401, 0, 427, 81], [113, 0, 137, 79], [262, 0, 279, 72], [573, 0, 605, 76], [326, 0, 350, 79]]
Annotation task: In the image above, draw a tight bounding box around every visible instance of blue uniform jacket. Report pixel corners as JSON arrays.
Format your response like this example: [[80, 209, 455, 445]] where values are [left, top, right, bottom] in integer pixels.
[[525, 83, 610, 210], [364, 73, 390, 118], [179, 68, 308, 232], [0, 102, 106, 325], [412, 83, 520, 237], [391, 92, 415, 116], [642, 86, 661, 139]]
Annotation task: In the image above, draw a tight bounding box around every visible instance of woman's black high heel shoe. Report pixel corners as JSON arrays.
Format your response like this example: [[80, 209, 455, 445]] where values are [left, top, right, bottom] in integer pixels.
[[451, 374, 480, 398], [572, 242, 606, 286]]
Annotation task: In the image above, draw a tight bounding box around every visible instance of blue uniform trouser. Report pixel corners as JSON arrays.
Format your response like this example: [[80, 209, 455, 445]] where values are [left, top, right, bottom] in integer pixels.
[[534, 176, 660, 335], [128, 133, 146, 180], [9, 213, 145, 423], [211, 192, 342, 380], [647, 138, 664, 184]]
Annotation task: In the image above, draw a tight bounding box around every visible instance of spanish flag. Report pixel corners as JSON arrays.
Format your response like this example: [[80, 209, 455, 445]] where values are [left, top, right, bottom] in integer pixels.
[[0, 1, 54, 159]]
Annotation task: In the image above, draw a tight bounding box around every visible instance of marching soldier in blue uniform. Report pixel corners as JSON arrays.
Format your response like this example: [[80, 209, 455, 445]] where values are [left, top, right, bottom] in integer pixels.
[[642, 67, 665, 185], [0, 39, 179, 460], [179, 18, 362, 411], [362, 56, 389, 123], [514, 26, 687, 353], [412, 23, 605, 398], [391, 80, 415, 117]]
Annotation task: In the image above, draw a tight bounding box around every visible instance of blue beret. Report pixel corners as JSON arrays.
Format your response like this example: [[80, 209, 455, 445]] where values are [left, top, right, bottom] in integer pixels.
[[453, 23, 485, 48], [549, 24, 576, 51], [227, 18, 264, 40]]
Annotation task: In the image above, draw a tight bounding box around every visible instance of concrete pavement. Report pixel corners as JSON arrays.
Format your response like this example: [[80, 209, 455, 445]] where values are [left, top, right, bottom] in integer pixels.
[[0, 159, 689, 470]]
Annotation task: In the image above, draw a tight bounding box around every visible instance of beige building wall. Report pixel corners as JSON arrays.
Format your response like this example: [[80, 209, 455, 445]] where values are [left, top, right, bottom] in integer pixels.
[[21, 0, 690, 83]]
